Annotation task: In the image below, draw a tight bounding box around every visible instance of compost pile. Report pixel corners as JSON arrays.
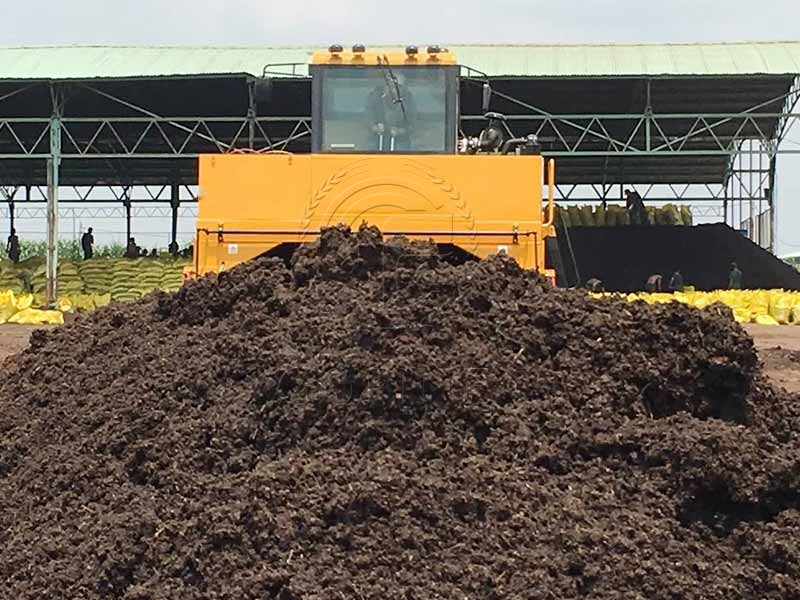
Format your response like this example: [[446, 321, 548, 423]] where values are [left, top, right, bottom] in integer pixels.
[[1, 226, 799, 600], [562, 223, 800, 292]]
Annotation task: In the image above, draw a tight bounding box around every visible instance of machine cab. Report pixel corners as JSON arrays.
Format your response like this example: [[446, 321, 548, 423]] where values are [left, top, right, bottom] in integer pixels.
[[310, 45, 459, 154]]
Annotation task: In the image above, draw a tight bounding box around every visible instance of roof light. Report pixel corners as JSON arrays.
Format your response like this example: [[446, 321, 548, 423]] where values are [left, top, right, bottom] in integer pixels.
[[427, 45, 441, 54], [329, 44, 343, 53], [406, 45, 419, 56], [352, 44, 366, 53]]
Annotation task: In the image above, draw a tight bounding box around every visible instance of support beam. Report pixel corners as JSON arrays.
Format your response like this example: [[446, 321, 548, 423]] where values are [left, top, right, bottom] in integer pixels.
[[723, 188, 729, 226], [768, 154, 777, 254], [247, 79, 257, 150], [644, 79, 652, 152], [45, 86, 63, 306], [123, 192, 132, 245], [2, 187, 18, 235], [170, 181, 180, 250]]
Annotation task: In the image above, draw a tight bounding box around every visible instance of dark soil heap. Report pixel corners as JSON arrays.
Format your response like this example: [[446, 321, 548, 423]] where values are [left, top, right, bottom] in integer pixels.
[[560, 223, 800, 291], [1, 226, 799, 599]]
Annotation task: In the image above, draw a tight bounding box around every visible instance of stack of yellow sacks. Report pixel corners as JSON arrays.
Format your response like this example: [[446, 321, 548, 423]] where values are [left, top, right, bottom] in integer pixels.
[[558, 204, 693, 227], [591, 289, 800, 325], [0, 291, 64, 325], [0, 290, 115, 325]]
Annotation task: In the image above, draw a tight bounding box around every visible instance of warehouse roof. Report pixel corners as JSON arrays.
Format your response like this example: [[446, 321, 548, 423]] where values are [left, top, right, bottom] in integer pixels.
[[0, 41, 799, 81]]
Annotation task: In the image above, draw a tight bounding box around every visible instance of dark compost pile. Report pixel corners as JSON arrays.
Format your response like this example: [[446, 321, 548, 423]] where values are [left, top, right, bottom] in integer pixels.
[[560, 223, 800, 292], [1, 226, 799, 599]]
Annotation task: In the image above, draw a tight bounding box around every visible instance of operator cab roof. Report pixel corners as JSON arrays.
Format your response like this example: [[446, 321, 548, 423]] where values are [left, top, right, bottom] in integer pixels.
[[311, 47, 457, 67]]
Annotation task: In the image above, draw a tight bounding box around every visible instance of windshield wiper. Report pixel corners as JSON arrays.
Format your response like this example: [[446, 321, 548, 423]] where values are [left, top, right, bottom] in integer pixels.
[[377, 55, 408, 125]]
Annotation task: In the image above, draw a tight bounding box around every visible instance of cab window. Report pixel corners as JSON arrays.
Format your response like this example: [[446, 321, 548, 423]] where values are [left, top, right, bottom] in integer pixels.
[[312, 65, 456, 153]]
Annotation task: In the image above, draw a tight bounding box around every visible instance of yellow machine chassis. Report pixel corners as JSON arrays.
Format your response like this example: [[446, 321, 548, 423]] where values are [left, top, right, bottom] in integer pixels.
[[188, 153, 555, 281]]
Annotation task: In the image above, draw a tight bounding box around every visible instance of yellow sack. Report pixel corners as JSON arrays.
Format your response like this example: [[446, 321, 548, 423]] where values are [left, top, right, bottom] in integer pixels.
[[568, 205, 583, 227], [749, 301, 769, 317], [94, 293, 112, 308], [662, 204, 680, 225], [733, 307, 752, 324], [0, 290, 15, 306], [57, 297, 74, 313], [580, 205, 595, 227], [680, 205, 693, 226], [70, 295, 96, 312], [7, 308, 64, 325], [754, 314, 779, 326], [673, 292, 690, 304], [769, 297, 793, 324], [605, 205, 620, 226], [0, 304, 18, 324], [594, 204, 607, 227], [791, 305, 800, 325], [14, 293, 33, 311], [692, 297, 713, 310], [639, 293, 674, 305]]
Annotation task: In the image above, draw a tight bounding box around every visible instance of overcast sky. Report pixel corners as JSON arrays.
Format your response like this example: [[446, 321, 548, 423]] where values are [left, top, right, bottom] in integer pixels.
[[5, 0, 800, 46], [2, 0, 799, 254]]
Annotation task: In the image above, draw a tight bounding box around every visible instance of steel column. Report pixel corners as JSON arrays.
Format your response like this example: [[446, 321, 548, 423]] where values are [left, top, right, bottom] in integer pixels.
[[123, 192, 132, 244], [247, 79, 257, 150], [768, 154, 777, 254], [723, 187, 728, 226], [45, 87, 63, 306], [170, 182, 180, 247], [2, 187, 18, 235], [644, 79, 652, 152]]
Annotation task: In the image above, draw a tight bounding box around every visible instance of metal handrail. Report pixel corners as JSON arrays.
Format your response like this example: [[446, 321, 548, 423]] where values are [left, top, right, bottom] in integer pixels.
[[542, 159, 556, 228]]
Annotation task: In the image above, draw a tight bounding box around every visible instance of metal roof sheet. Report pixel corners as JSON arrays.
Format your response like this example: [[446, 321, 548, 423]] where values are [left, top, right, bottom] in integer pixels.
[[0, 42, 799, 80]]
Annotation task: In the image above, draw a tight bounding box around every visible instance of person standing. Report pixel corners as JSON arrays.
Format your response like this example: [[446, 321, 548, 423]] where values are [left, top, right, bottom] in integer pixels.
[[669, 269, 685, 292], [729, 262, 743, 289], [125, 237, 139, 259], [81, 227, 94, 260], [625, 189, 649, 226], [6, 228, 20, 263]]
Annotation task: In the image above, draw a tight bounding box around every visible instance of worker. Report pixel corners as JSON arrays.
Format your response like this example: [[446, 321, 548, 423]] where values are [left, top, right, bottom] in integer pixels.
[[149, 248, 158, 258], [168, 240, 179, 256], [585, 277, 604, 292], [729, 262, 743, 289], [125, 237, 139, 259], [668, 269, 685, 292], [625, 189, 649, 226], [81, 227, 94, 260], [366, 71, 418, 151], [645, 274, 663, 292], [6, 228, 20, 263]]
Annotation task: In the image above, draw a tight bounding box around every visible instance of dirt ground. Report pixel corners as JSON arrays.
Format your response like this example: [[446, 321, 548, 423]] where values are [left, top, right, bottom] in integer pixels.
[[0, 324, 54, 362], [743, 324, 800, 394], [1, 323, 798, 392]]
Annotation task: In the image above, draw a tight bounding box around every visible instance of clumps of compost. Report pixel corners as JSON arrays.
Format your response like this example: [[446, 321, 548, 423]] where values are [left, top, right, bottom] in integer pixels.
[[1, 225, 799, 599]]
